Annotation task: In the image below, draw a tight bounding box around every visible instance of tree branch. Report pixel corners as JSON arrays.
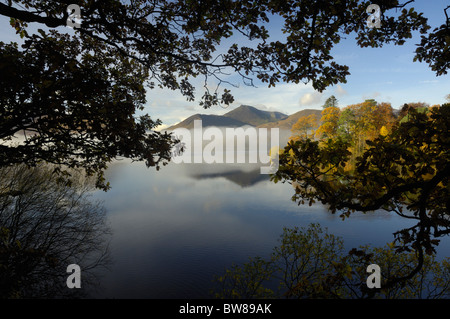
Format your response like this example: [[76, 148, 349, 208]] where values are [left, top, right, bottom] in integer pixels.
[[335, 164, 450, 213], [0, 3, 66, 28]]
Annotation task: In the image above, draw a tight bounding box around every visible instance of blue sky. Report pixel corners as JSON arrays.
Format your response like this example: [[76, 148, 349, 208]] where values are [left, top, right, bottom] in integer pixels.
[[145, 0, 450, 129], [1, 1, 448, 129]]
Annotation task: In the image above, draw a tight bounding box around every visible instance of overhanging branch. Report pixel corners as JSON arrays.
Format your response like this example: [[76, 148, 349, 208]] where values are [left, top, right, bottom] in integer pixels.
[[0, 3, 66, 28]]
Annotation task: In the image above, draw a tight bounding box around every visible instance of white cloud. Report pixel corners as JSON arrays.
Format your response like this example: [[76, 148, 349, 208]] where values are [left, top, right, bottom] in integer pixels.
[[299, 91, 323, 106], [219, 82, 317, 115], [154, 123, 170, 131], [335, 84, 348, 97], [419, 80, 439, 84], [361, 91, 382, 101]]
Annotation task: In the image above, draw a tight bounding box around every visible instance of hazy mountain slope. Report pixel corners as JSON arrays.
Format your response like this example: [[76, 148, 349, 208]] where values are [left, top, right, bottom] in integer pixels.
[[168, 114, 249, 130], [257, 109, 322, 129], [223, 105, 287, 126], [167, 105, 320, 131]]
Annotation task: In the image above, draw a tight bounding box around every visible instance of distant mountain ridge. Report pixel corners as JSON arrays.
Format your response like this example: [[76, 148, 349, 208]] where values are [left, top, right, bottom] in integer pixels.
[[223, 105, 287, 126], [258, 109, 322, 129], [168, 114, 249, 130], [167, 105, 322, 130]]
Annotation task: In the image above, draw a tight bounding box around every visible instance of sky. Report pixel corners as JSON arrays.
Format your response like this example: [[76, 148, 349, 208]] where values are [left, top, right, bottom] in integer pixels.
[[1, 0, 448, 130], [144, 0, 450, 129]]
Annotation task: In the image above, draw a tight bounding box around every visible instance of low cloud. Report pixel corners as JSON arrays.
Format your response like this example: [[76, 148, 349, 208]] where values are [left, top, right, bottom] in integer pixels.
[[299, 91, 323, 106], [419, 80, 439, 84], [335, 84, 348, 97]]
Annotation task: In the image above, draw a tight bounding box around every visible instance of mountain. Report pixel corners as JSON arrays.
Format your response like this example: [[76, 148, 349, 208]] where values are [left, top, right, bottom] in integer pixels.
[[167, 105, 322, 130], [223, 105, 288, 126], [168, 105, 288, 130], [168, 114, 249, 130], [257, 109, 322, 129]]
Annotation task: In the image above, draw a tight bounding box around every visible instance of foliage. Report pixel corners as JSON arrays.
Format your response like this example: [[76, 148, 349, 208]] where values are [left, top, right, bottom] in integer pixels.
[[414, 7, 450, 76], [343, 100, 395, 156], [322, 95, 338, 109], [1, 0, 437, 93], [272, 224, 345, 298], [0, 163, 111, 298], [316, 106, 341, 139], [213, 224, 450, 299], [0, 0, 447, 186], [213, 256, 276, 299], [290, 114, 318, 140], [0, 33, 173, 190], [273, 104, 450, 281], [292, 100, 395, 156], [342, 244, 450, 299]]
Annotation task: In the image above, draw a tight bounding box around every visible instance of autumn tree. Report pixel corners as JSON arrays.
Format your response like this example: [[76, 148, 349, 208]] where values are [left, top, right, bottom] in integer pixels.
[[398, 102, 430, 121], [316, 106, 341, 139], [0, 0, 446, 187], [335, 100, 377, 156], [370, 102, 396, 136], [333, 100, 395, 156], [336, 107, 355, 143], [272, 104, 450, 286], [290, 114, 318, 140]]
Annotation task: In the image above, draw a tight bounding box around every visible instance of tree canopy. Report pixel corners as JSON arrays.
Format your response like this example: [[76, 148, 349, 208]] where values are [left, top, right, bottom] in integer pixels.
[[0, 0, 448, 188], [290, 113, 318, 140], [322, 95, 338, 109], [274, 103, 450, 282], [0, 163, 110, 298]]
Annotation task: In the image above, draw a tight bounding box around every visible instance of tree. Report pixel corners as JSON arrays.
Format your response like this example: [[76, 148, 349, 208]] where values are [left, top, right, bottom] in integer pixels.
[[214, 224, 346, 299], [272, 104, 450, 286], [0, 33, 174, 190], [0, 163, 111, 298], [0, 0, 446, 188], [316, 106, 340, 139], [379, 125, 389, 137], [336, 107, 355, 143], [334, 100, 395, 155], [413, 4, 450, 76], [322, 95, 338, 109], [398, 102, 430, 121], [370, 102, 395, 136], [336, 100, 377, 156], [290, 114, 318, 140]]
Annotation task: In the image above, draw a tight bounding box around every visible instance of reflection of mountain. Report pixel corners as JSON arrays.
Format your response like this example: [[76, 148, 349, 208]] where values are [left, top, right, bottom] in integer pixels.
[[190, 168, 269, 188]]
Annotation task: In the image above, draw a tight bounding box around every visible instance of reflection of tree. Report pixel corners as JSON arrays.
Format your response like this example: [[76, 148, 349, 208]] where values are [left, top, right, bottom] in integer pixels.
[[0, 164, 111, 298], [213, 224, 450, 299]]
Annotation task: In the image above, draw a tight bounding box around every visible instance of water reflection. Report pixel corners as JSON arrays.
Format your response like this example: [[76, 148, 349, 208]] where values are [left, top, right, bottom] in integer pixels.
[[88, 160, 450, 298], [190, 167, 268, 188], [0, 164, 111, 298]]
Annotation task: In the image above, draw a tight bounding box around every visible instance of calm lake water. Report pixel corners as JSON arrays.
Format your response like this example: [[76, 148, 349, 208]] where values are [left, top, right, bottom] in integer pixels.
[[87, 160, 449, 299]]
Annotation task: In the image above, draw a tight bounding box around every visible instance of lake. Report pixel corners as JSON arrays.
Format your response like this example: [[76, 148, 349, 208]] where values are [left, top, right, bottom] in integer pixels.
[[85, 159, 449, 299]]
